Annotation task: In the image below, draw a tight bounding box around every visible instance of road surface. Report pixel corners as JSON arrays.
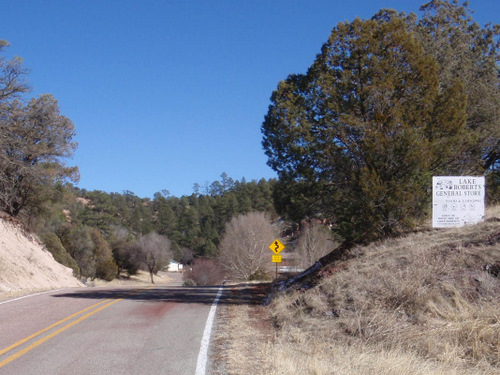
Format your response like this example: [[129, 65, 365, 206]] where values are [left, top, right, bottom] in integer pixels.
[[0, 274, 222, 374]]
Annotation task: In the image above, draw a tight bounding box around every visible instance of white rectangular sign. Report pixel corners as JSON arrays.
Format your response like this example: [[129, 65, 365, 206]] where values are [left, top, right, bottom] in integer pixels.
[[432, 176, 485, 228]]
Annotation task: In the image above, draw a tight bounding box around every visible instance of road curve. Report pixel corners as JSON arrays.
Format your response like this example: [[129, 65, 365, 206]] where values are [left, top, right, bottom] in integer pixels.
[[0, 276, 223, 375]]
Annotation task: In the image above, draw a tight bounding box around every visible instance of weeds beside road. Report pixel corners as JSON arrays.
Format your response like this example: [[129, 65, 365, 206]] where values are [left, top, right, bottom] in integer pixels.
[[210, 213, 500, 375], [210, 283, 272, 375]]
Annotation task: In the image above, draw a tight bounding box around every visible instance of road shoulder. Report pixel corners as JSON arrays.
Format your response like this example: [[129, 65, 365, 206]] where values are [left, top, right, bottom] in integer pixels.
[[209, 283, 273, 375]]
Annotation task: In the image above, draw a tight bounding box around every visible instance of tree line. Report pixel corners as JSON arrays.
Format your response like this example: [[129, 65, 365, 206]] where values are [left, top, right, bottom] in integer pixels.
[[25, 175, 275, 282]]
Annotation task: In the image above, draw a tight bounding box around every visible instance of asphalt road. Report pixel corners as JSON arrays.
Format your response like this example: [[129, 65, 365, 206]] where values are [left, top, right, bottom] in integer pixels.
[[0, 274, 222, 375]]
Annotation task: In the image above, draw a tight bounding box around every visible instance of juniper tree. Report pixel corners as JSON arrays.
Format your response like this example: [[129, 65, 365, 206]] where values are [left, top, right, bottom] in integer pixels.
[[262, 16, 470, 242]]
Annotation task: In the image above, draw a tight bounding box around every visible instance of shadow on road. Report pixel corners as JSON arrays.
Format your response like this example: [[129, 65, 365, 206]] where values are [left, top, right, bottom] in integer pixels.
[[51, 284, 271, 306]]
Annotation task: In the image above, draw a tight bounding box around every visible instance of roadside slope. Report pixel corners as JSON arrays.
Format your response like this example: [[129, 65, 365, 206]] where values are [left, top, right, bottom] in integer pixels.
[[264, 217, 500, 375], [212, 207, 500, 375], [0, 217, 82, 297]]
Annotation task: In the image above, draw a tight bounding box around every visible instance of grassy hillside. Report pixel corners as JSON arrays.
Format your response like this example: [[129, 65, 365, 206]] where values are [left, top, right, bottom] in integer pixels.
[[261, 207, 500, 375]]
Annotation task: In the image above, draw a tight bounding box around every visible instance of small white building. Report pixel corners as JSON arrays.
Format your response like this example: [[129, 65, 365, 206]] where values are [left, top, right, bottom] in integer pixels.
[[167, 261, 183, 272]]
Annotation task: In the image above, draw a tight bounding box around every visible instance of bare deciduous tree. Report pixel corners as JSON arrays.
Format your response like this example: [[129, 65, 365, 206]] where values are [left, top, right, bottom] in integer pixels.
[[136, 232, 171, 283], [218, 211, 278, 281], [0, 40, 30, 102], [295, 224, 337, 269]]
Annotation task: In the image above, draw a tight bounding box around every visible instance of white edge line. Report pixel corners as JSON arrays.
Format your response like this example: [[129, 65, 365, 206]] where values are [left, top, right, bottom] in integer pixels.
[[0, 289, 64, 305], [195, 286, 223, 375]]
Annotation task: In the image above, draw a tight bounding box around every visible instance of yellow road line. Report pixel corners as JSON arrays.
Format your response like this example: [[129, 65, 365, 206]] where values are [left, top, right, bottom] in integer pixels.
[[0, 286, 156, 369], [0, 298, 122, 369], [0, 298, 112, 357]]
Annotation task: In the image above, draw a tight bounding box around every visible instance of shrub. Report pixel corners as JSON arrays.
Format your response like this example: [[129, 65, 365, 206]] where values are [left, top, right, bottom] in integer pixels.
[[112, 240, 141, 276], [183, 278, 196, 287], [89, 227, 118, 281], [248, 269, 272, 281], [41, 232, 80, 276], [183, 258, 224, 286], [57, 224, 96, 278]]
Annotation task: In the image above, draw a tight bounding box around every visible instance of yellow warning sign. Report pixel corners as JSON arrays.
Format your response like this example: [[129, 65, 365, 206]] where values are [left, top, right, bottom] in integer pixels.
[[269, 239, 285, 255], [272, 255, 282, 263]]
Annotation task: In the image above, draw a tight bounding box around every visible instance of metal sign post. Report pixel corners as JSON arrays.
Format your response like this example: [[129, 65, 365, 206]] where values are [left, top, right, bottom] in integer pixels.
[[269, 239, 285, 279]]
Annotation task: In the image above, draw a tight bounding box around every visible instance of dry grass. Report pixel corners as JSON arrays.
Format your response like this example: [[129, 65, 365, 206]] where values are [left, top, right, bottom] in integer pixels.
[[265, 210, 500, 375], [260, 337, 497, 375], [211, 283, 272, 375], [219, 304, 265, 374], [486, 205, 500, 219]]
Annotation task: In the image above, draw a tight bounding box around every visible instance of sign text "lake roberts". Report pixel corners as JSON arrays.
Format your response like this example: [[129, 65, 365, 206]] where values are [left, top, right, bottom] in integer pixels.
[[435, 178, 482, 197]]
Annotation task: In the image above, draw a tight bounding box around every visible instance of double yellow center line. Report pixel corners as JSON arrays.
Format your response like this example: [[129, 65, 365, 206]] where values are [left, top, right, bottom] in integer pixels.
[[0, 287, 153, 368]]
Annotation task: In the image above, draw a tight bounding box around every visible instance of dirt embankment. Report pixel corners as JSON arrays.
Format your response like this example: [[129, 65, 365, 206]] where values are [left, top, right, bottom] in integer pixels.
[[0, 218, 83, 299]]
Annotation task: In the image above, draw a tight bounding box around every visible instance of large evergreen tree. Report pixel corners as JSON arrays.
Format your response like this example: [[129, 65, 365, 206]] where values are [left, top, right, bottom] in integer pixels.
[[262, 13, 483, 242], [417, 1, 499, 173], [0, 41, 78, 217]]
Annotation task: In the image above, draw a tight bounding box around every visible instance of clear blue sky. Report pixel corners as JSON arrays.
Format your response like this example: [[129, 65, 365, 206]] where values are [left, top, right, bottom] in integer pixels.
[[1, 0, 498, 198]]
